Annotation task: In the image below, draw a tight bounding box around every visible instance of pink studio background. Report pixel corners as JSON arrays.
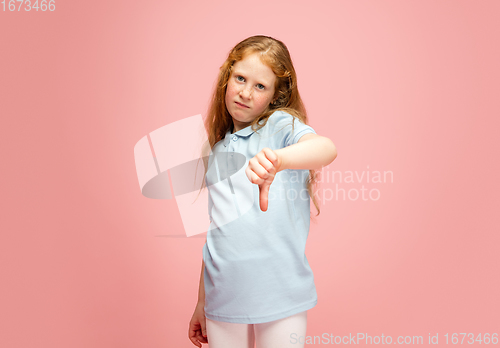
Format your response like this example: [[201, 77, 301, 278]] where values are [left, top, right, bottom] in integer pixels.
[[1, 0, 499, 347]]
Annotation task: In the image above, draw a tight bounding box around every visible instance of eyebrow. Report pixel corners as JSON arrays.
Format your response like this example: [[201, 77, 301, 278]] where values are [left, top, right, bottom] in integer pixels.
[[233, 71, 271, 86]]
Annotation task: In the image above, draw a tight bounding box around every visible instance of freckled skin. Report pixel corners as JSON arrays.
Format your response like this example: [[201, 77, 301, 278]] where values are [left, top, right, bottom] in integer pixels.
[[225, 53, 277, 133]]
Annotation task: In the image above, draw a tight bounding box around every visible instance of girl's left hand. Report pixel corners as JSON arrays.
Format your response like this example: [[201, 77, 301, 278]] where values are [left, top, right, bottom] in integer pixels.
[[245, 147, 282, 212]]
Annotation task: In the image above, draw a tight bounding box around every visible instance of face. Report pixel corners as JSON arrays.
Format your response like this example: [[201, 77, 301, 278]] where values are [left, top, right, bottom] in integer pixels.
[[225, 52, 277, 133]]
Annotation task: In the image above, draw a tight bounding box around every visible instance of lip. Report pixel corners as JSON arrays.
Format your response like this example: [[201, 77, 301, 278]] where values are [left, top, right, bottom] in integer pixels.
[[235, 101, 249, 108]]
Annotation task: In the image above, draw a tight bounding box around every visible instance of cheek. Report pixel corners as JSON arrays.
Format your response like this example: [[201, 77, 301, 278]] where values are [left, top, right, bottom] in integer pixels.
[[253, 94, 272, 108], [225, 83, 238, 99]]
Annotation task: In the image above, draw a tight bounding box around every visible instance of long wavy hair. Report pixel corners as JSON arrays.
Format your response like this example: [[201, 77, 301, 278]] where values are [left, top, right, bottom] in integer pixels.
[[198, 35, 321, 218]]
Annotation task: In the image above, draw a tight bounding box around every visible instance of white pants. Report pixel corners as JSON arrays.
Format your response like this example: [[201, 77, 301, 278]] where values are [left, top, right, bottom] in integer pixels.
[[205, 311, 307, 348]]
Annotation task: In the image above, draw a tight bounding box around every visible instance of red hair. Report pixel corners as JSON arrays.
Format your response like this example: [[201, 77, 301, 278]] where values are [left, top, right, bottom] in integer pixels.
[[199, 35, 321, 217]]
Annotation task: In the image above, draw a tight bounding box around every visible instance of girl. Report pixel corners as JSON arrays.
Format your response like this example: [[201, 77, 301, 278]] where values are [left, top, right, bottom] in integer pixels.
[[188, 35, 337, 348]]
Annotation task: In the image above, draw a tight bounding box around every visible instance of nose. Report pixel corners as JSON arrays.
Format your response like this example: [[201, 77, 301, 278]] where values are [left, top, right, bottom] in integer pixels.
[[239, 85, 253, 99]]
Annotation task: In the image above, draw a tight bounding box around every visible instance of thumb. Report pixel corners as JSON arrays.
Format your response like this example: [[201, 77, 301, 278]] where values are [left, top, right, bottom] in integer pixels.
[[259, 182, 270, 212], [201, 322, 207, 337]]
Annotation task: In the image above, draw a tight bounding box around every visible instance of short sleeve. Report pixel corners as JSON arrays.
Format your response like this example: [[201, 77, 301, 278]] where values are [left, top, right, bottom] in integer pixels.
[[270, 111, 317, 148]]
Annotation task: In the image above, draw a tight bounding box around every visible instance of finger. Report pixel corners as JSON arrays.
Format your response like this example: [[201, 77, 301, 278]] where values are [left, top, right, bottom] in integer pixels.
[[256, 149, 277, 173], [195, 334, 207, 344], [188, 325, 196, 339], [259, 182, 270, 212], [246, 165, 265, 185], [201, 321, 207, 338], [248, 156, 272, 181], [194, 328, 208, 344], [261, 147, 279, 169], [188, 335, 202, 348], [188, 324, 204, 346]]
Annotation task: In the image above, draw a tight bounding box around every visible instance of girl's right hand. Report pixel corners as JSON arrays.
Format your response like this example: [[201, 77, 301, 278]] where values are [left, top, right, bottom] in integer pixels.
[[245, 147, 280, 212], [188, 302, 209, 347]]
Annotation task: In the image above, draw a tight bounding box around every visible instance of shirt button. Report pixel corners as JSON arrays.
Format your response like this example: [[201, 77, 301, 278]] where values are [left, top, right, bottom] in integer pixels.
[[232, 135, 238, 142]]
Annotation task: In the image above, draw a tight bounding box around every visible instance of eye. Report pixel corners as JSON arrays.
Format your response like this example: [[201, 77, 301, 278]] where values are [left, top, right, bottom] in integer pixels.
[[235, 75, 265, 90]]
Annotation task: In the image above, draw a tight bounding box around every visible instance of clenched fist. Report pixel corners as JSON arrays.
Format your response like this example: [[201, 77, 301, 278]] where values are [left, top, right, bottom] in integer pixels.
[[245, 147, 282, 212]]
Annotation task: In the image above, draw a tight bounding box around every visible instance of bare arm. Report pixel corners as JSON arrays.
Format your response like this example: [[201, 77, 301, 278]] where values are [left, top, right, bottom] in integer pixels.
[[197, 241, 206, 305], [275, 133, 337, 172], [189, 242, 208, 347], [197, 260, 205, 304]]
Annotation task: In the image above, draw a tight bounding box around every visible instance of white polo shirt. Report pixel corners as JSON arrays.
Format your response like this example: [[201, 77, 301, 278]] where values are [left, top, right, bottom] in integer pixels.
[[203, 110, 318, 324]]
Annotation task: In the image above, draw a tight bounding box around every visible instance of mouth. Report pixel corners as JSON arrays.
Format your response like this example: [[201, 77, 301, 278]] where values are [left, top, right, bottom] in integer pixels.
[[235, 101, 249, 108]]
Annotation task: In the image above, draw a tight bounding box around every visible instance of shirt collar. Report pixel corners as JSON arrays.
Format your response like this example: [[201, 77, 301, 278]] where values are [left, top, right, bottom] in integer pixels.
[[223, 125, 255, 147]]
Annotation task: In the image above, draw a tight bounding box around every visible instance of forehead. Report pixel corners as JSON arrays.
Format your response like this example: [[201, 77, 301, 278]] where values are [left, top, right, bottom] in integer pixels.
[[232, 53, 276, 84]]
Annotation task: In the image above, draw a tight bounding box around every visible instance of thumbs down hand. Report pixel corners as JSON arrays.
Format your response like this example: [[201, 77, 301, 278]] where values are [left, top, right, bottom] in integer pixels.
[[245, 147, 282, 212]]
